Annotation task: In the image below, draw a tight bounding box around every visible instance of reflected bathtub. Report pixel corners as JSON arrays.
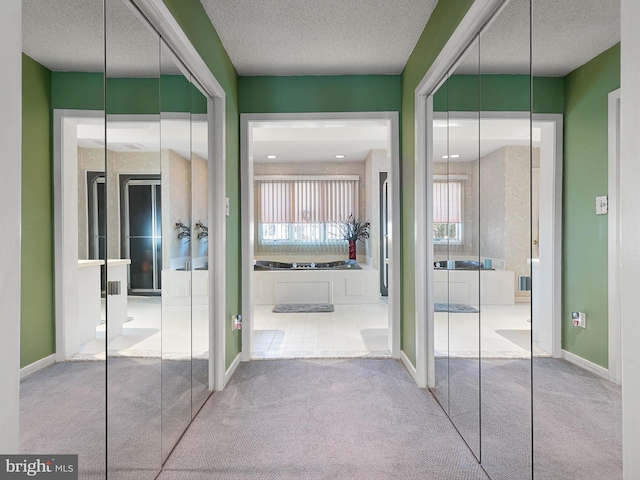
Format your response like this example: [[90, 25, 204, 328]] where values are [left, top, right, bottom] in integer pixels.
[[254, 259, 362, 271]]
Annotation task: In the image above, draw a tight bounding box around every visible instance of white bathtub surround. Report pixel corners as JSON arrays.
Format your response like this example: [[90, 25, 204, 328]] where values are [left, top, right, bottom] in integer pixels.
[[252, 301, 390, 359], [254, 264, 380, 305], [433, 269, 514, 305], [162, 268, 209, 306], [106, 259, 130, 339], [78, 260, 104, 345]]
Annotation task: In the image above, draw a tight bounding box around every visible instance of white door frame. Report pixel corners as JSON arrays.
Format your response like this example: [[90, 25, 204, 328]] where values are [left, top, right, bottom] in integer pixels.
[[608, 88, 622, 385], [240, 112, 401, 361], [0, 0, 22, 454]]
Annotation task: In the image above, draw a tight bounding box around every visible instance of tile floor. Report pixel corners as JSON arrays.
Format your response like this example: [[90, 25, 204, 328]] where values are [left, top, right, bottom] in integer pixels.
[[73, 296, 209, 361], [435, 303, 550, 358], [73, 297, 547, 361], [252, 301, 391, 359]]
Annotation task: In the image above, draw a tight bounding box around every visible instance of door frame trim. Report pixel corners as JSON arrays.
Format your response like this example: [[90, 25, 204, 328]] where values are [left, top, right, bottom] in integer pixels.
[[240, 111, 402, 361], [608, 88, 622, 385]]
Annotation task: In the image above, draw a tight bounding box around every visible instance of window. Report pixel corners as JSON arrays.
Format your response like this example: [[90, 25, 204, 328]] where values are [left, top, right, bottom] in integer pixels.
[[256, 176, 358, 252], [433, 180, 462, 244]]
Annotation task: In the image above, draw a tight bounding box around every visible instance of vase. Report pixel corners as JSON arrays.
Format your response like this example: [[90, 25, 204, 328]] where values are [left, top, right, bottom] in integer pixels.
[[348, 240, 357, 260]]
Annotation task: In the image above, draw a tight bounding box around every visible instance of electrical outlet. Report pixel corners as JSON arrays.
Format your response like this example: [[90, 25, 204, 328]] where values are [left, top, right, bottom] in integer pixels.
[[225, 197, 230, 216], [572, 311, 586, 328], [596, 196, 608, 215], [231, 314, 242, 331]]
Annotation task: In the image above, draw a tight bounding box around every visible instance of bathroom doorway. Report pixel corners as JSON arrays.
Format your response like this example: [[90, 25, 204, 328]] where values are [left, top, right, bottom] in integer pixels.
[[241, 112, 401, 361]]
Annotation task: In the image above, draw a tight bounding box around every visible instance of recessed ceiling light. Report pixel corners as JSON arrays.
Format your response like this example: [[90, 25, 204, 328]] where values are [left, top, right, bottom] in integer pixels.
[[266, 155, 277, 159], [335, 154, 345, 159], [442, 154, 461, 159]]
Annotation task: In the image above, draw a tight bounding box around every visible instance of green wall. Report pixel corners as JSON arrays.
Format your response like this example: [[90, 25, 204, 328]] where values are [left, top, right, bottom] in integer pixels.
[[400, 0, 475, 366], [21, 55, 54, 368], [433, 75, 564, 113], [52, 73, 204, 114], [239, 75, 401, 113], [161, 0, 242, 368], [562, 43, 620, 367]]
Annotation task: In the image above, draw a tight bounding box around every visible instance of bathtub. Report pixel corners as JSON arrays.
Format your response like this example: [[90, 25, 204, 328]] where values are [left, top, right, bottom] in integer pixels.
[[433, 260, 514, 305], [433, 260, 493, 270], [254, 260, 378, 305], [254, 259, 361, 271]]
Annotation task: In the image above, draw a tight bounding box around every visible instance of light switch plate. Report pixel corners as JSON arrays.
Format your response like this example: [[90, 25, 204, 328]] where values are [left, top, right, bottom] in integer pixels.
[[225, 197, 230, 216], [596, 195, 608, 215]]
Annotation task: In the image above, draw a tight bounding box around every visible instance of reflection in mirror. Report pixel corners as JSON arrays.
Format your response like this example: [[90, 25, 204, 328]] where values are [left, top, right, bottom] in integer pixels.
[[445, 37, 481, 459], [105, 0, 162, 477], [190, 80, 211, 414], [160, 40, 193, 462], [20, 1, 106, 479], [479, 0, 532, 478]]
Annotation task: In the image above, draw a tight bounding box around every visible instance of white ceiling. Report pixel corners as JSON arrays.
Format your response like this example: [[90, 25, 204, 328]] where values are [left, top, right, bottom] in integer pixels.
[[22, 0, 182, 76], [251, 120, 389, 163], [455, 0, 620, 76], [432, 117, 541, 162], [22, 0, 620, 78], [199, 0, 438, 76], [76, 119, 209, 160]]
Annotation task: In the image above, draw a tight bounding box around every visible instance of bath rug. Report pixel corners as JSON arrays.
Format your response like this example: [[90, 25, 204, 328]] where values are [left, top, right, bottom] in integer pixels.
[[434, 303, 479, 314], [273, 303, 335, 313]]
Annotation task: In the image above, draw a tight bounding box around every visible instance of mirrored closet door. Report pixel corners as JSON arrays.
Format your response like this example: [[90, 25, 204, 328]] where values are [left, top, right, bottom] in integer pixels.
[[429, 0, 533, 478]]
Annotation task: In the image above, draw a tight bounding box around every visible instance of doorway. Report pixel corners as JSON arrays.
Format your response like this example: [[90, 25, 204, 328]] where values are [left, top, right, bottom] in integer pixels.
[[241, 112, 401, 361]]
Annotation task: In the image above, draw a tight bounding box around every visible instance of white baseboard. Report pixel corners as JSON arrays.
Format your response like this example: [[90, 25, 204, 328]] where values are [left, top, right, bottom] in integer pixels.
[[20, 354, 56, 379], [562, 349, 609, 380], [223, 352, 242, 388], [400, 350, 418, 384]]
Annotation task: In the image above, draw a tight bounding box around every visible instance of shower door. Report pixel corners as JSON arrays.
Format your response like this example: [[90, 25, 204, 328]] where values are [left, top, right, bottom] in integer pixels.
[[122, 178, 162, 293], [380, 172, 389, 296]]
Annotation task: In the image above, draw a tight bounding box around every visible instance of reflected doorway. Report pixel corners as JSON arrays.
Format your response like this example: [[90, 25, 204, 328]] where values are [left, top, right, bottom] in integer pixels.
[[120, 176, 162, 294]]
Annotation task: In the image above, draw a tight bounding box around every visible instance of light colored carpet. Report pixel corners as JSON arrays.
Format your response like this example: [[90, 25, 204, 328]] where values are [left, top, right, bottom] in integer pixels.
[[433, 358, 622, 480], [160, 359, 489, 480], [19, 357, 622, 480]]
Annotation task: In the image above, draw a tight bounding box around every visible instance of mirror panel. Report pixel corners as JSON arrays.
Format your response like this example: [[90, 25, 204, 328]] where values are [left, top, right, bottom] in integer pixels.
[[20, 2, 106, 479], [446, 36, 481, 459], [191, 80, 211, 414], [105, 0, 162, 477], [160, 40, 193, 462], [479, 0, 532, 478], [432, 76, 450, 416]]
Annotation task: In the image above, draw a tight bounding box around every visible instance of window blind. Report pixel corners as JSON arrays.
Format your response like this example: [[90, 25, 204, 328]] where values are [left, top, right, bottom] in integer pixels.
[[433, 181, 461, 223], [256, 177, 358, 253]]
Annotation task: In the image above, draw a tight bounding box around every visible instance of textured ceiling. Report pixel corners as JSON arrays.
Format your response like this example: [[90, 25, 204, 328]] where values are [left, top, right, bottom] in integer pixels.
[[199, 0, 438, 75], [22, 0, 182, 76], [455, 0, 620, 76], [22, 0, 620, 79]]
